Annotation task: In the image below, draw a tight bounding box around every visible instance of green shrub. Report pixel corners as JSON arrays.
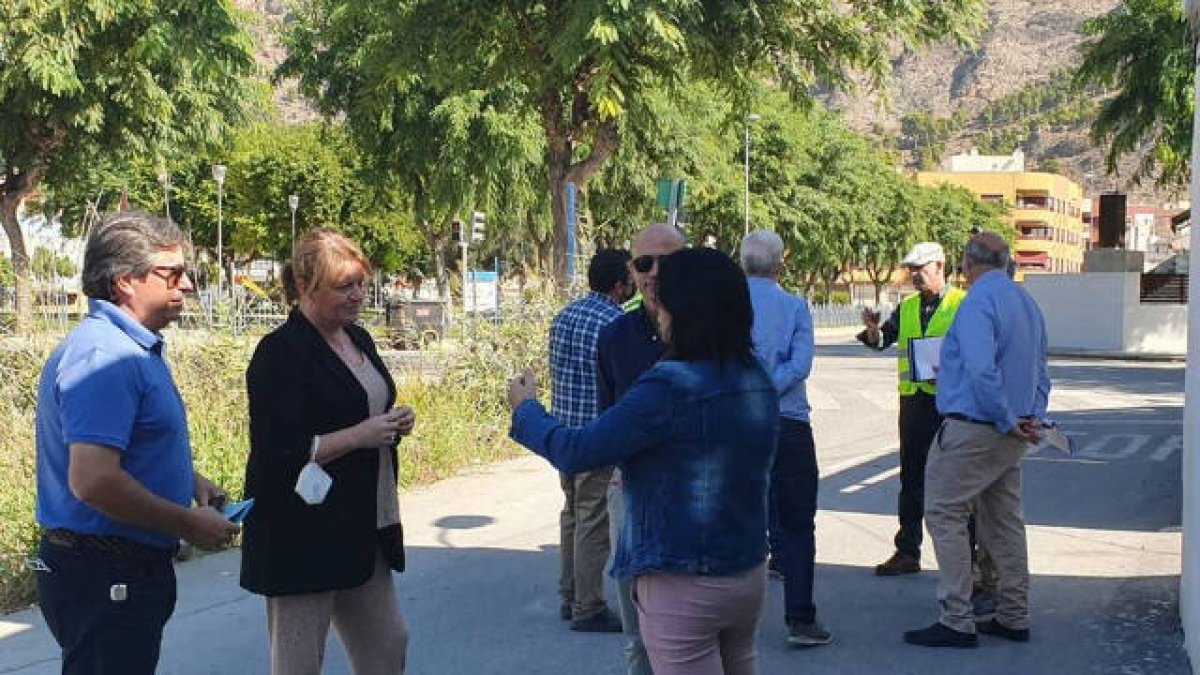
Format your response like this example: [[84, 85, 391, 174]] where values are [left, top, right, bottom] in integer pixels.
[[0, 299, 555, 611]]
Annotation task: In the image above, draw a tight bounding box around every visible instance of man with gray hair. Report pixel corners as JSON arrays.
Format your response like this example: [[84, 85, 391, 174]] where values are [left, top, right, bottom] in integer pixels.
[[741, 229, 832, 647], [32, 211, 239, 673], [904, 231, 1049, 648]]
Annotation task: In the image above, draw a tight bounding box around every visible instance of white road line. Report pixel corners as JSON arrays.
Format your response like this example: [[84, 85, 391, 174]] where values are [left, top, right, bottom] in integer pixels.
[[1151, 435, 1183, 462], [861, 465, 901, 485], [1077, 434, 1152, 461], [1056, 419, 1181, 426], [838, 462, 901, 494], [821, 445, 897, 477]]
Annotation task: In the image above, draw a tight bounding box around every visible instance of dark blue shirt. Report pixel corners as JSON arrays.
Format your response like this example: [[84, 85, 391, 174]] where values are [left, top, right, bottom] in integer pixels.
[[35, 299, 194, 549], [511, 358, 778, 579], [596, 307, 666, 412]]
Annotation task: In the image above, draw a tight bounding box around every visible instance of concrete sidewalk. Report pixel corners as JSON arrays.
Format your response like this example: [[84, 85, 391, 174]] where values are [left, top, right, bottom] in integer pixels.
[[0, 344, 1188, 674]]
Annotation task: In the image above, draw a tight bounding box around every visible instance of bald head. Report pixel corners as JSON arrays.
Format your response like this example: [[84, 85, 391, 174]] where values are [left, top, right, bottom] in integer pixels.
[[630, 223, 684, 311], [633, 223, 685, 258]]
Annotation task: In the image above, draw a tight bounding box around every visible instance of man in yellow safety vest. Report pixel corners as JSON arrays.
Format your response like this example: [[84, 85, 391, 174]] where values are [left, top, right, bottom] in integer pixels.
[[857, 242, 965, 576]]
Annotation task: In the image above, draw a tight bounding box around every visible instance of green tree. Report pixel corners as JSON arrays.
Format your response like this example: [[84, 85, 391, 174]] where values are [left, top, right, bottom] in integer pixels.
[[916, 183, 1007, 261], [278, 7, 547, 296], [0, 0, 255, 331], [1075, 0, 1195, 187], [30, 248, 77, 281], [287, 0, 985, 288]]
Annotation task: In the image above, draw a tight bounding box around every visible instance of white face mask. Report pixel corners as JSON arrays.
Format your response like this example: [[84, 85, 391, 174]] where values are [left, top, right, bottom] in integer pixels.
[[294, 437, 332, 505]]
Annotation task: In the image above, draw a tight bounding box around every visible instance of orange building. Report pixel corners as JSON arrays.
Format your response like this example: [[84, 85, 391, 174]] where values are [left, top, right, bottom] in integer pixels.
[[918, 150, 1086, 279]]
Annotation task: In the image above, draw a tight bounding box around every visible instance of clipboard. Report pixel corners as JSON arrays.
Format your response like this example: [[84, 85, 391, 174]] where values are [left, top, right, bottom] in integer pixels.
[[908, 336, 943, 382]]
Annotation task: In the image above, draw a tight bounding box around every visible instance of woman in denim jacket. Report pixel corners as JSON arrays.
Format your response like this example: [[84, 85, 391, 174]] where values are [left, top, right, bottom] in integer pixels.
[[509, 247, 778, 675]]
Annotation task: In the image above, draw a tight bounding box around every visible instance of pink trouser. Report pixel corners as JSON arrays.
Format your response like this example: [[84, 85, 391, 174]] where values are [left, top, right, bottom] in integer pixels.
[[635, 563, 767, 675]]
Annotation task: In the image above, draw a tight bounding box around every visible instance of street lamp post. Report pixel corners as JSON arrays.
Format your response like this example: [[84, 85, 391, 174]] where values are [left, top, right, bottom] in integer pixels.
[[1180, 0, 1200, 660], [743, 113, 761, 234], [212, 164, 227, 299], [288, 194, 299, 256]]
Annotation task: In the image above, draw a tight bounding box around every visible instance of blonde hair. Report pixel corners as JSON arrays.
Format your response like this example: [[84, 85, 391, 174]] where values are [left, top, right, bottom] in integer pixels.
[[281, 229, 371, 305]]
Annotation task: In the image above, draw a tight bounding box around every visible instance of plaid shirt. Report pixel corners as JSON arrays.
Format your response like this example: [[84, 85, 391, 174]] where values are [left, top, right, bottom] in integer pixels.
[[549, 292, 624, 428]]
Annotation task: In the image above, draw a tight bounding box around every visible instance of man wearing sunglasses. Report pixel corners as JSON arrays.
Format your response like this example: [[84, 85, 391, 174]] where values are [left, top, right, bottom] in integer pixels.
[[32, 211, 238, 674], [596, 222, 684, 675]]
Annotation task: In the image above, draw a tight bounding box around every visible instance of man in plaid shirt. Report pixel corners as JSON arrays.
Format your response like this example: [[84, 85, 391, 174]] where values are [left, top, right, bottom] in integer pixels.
[[549, 248, 634, 632]]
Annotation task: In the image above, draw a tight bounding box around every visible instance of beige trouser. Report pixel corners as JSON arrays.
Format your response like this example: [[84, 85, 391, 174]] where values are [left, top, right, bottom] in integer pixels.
[[925, 419, 1030, 633], [560, 467, 615, 620], [266, 553, 407, 675]]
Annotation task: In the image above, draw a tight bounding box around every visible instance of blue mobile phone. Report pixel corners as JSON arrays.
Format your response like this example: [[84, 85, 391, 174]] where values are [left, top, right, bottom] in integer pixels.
[[221, 498, 255, 524]]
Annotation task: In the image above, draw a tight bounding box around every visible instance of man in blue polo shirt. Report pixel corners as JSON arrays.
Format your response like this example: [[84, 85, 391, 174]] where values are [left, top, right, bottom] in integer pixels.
[[32, 211, 239, 674]]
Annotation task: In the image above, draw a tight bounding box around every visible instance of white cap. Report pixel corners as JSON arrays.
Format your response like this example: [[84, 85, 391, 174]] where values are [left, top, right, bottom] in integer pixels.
[[901, 242, 945, 267]]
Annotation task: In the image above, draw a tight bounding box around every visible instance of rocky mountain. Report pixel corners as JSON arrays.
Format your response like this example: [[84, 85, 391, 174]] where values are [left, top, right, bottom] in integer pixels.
[[829, 0, 1173, 200], [239, 1, 1163, 199]]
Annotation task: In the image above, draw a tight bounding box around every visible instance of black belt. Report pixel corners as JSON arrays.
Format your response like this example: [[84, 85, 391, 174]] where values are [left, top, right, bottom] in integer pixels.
[[44, 528, 172, 563], [946, 413, 990, 426]]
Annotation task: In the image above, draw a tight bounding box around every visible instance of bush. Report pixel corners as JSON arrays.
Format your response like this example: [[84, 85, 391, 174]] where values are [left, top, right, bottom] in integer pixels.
[[0, 298, 556, 611]]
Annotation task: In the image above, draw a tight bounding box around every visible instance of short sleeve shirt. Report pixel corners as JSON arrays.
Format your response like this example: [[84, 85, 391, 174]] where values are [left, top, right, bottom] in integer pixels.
[[34, 299, 194, 549]]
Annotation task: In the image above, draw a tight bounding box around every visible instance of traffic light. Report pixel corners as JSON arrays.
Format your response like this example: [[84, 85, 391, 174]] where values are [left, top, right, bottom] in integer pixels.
[[451, 217, 463, 243], [471, 211, 486, 242]]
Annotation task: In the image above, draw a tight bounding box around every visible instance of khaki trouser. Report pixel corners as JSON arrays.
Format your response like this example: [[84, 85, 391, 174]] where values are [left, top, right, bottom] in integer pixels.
[[266, 553, 407, 675], [925, 419, 1030, 633], [560, 467, 615, 620]]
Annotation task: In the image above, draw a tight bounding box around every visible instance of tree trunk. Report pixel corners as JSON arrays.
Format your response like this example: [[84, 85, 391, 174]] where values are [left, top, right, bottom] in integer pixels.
[[1, 182, 35, 335], [541, 89, 620, 292]]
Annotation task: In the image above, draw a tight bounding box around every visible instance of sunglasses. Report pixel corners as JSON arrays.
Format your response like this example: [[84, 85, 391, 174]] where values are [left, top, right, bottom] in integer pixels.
[[632, 254, 667, 274], [147, 265, 190, 289]]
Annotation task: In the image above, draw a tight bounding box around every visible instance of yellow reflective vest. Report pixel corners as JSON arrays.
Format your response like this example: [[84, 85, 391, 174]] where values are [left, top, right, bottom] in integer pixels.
[[896, 287, 966, 396]]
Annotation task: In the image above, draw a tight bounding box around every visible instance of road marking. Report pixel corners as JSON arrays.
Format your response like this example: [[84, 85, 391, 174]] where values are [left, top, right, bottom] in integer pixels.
[[1077, 434, 1152, 461], [840, 465, 902, 494], [1150, 435, 1183, 462], [822, 446, 897, 477], [1057, 419, 1181, 426], [861, 466, 901, 485]]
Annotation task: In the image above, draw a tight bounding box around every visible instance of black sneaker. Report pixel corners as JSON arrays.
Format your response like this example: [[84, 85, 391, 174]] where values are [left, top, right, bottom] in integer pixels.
[[903, 622, 978, 648], [787, 619, 833, 647], [976, 618, 1030, 642], [570, 608, 623, 633], [875, 551, 920, 576]]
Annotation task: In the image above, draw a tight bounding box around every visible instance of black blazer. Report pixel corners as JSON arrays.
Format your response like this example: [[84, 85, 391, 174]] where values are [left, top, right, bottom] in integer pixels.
[[240, 309, 404, 597]]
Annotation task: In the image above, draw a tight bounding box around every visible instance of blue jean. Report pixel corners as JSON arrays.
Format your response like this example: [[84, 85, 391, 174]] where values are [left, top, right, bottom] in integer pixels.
[[768, 417, 819, 624], [34, 535, 176, 675], [608, 481, 654, 675]]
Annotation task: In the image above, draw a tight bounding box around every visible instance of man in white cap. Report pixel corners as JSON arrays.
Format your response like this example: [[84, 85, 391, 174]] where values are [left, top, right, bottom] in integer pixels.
[[857, 241, 965, 576]]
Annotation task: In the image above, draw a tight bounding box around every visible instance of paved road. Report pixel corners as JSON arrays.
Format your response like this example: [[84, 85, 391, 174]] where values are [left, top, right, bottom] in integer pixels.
[[0, 336, 1187, 674]]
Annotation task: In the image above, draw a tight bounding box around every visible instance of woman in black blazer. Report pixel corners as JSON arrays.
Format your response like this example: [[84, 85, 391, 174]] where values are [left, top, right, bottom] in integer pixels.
[[241, 229, 414, 674]]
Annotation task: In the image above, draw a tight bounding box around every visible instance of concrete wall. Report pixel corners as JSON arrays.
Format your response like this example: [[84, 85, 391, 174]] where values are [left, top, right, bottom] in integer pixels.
[[1024, 273, 1187, 357]]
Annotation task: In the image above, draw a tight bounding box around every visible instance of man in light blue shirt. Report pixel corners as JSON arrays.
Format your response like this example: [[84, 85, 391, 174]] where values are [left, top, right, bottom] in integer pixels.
[[904, 232, 1049, 649], [742, 230, 832, 648]]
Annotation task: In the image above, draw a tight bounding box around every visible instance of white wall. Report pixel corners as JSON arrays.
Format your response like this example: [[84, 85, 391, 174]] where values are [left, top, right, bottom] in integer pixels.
[[1024, 273, 1187, 356]]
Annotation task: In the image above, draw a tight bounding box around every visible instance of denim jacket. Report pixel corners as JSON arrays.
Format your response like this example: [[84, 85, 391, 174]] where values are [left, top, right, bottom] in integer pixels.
[[511, 357, 779, 579]]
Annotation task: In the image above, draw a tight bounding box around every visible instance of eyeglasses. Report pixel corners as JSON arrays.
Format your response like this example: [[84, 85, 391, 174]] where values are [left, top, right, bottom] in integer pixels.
[[147, 265, 190, 289], [632, 254, 667, 274]]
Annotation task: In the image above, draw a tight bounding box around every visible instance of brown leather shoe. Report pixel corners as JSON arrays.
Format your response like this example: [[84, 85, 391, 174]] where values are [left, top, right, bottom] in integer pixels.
[[875, 551, 921, 576]]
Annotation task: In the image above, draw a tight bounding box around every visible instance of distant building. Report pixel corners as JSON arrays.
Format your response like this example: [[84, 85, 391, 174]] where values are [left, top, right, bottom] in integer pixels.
[[918, 149, 1086, 280], [1080, 199, 1188, 271]]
